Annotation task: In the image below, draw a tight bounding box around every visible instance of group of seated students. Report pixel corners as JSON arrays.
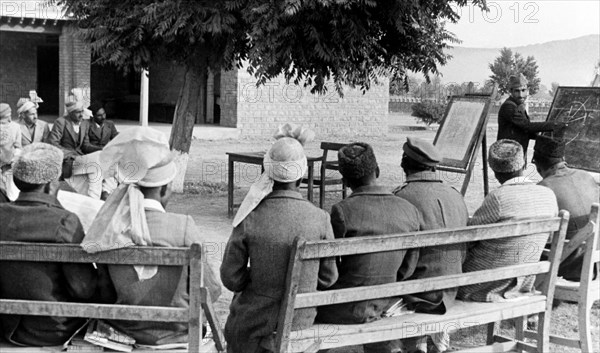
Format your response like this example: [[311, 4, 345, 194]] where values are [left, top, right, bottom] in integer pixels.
[[0, 97, 118, 201], [0, 119, 597, 353]]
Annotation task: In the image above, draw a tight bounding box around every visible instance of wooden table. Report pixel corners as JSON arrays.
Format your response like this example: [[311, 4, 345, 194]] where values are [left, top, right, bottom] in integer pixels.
[[227, 151, 320, 217]]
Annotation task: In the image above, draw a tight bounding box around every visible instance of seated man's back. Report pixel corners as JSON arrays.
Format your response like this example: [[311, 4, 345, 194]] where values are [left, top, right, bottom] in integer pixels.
[[459, 139, 558, 302], [0, 143, 98, 346]]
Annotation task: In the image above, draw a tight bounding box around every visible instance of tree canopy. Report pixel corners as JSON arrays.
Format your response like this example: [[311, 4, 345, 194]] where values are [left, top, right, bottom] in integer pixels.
[[56, 0, 487, 95], [489, 47, 541, 96]]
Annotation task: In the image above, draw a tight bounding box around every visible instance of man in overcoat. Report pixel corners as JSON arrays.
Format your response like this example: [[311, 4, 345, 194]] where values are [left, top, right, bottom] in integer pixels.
[[316, 142, 421, 353], [394, 137, 469, 353], [497, 73, 565, 163], [0, 142, 99, 346], [533, 135, 599, 281], [221, 136, 338, 353]]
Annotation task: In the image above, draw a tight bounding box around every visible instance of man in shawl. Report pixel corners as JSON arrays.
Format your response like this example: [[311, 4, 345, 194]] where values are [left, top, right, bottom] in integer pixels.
[[81, 127, 221, 346], [533, 135, 598, 282], [0, 142, 99, 346], [458, 139, 558, 302], [221, 125, 338, 353], [0, 103, 22, 200], [316, 142, 421, 353]]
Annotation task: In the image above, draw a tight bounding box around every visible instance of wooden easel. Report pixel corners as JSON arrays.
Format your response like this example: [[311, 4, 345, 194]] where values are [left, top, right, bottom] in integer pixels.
[[433, 87, 496, 196]]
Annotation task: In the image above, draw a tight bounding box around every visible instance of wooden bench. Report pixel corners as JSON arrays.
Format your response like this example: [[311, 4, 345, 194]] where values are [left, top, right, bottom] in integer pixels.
[[263, 212, 569, 353], [0, 241, 225, 352]]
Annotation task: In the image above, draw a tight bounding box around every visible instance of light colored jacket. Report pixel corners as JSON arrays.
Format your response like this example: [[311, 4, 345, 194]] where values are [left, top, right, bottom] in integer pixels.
[[19, 119, 50, 147]]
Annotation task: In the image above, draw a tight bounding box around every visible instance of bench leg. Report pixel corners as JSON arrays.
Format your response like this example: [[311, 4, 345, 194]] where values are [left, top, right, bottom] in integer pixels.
[[536, 312, 550, 353], [486, 322, 498, 345], [579, 298, 593, 352], [514, 316, 526, 353]]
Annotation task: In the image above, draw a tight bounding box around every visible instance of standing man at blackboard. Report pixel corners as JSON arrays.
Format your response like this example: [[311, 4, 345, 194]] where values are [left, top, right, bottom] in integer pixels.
[[497, 73, 567, 163]]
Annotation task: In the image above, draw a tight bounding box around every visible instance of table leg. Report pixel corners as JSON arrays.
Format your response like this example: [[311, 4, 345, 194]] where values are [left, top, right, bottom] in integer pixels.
[[307, 163, 314, 202], [228, 157, 234, 218]]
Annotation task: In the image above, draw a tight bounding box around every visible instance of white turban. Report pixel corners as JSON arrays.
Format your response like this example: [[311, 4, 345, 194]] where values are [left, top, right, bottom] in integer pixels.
[[65, 101, 84, 114], [232, 136, 309, 227], [81, 127, 177, 280], [17, 101, 36, 116]]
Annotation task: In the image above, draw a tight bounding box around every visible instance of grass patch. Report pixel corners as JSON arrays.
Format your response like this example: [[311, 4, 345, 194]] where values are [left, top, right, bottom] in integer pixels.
[[184, 181, 229, 195]]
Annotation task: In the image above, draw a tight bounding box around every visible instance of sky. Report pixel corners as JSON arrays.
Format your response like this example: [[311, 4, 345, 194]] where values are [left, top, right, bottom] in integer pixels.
[[446, 0, 600, 48]]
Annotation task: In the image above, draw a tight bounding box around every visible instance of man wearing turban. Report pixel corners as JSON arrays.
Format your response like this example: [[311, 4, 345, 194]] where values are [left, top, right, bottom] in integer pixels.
[[81, 127, 221, 346], [221, 126, 338, 353], [48, 100, 103, 199], [0, 143, 100, 346], [316, 142, 421, 353], [16, 98, 50, 147], [458, 139, 558, 302]]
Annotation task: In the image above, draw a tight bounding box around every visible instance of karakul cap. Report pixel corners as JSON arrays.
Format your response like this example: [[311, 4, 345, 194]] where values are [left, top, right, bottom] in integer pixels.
[[13, 142, 63, 184], [338, 142, 378, 179], [488, 139, 524, 173], [509, 73, 528, 89]]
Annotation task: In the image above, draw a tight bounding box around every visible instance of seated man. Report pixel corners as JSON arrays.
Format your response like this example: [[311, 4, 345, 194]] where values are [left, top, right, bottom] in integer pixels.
[[394, 137, 469, 353], [16, 98, 50, 147], [47, 101, 102, 199], [458, 139, 558, 302], [82, 102, 118, 154], [221, 132, 338, 353], [0, 142, 99, 346], [533, 135, 599, 281], [0, 103, 22, 200], [316, 142, 421, 353], [81, 127, 222, 345]]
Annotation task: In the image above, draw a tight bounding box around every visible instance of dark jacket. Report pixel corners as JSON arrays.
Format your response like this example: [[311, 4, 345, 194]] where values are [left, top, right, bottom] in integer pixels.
[[47, 117, 89, 159], [221, 190, 338, 353], [316, 185, 421, 324], [0, 192, 98, 346], [82, 120, 118, 154], [539, 165, 599, 280], [394, 171, 469, 314], [107, 204, 222, 345], [497, 96, 557, 154]]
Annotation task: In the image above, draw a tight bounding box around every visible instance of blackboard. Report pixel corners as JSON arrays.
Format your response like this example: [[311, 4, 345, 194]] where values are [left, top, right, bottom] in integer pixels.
[[434, 96, 491, 170], [543, 87, 600, 173]]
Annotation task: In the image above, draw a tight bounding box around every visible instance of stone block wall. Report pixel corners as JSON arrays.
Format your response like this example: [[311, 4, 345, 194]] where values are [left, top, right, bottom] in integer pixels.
[[0, 31, 50, 118], [222, 67, 389, 137], [59, 24, 90, 116]]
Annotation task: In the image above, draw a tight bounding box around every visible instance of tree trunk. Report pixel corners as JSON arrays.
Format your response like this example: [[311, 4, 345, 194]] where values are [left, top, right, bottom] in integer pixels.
[[169, 63, 207, 192]]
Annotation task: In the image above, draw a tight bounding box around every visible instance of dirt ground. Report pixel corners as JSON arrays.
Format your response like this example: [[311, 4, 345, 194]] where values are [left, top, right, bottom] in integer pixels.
[[165, 118, 599, 352]]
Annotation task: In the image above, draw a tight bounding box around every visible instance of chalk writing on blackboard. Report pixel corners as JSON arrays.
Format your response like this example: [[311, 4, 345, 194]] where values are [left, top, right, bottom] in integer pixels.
[[544, 87, 600, 173]]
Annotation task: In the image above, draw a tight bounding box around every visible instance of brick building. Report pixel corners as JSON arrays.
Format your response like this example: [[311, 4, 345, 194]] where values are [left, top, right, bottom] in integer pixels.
[[1, 2, 388, 137]]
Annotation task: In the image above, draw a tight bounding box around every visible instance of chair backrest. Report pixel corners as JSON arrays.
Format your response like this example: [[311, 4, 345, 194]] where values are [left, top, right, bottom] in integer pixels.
[[0, 242, 224, 351], [581, 203, 600, 298], [319, 141, 347, 173], [272, 212, 570, 352]]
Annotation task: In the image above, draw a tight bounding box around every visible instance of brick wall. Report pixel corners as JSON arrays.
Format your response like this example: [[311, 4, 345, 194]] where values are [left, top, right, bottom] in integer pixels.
[[0, 31, 50, 119], [220, 67, 238, 128], [228, 67, 389, 137], [59, 24, 90, 116]]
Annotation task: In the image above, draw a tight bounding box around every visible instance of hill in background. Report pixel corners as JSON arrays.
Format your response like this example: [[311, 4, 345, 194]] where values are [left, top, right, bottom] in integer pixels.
[[438, 34, 599, 90]]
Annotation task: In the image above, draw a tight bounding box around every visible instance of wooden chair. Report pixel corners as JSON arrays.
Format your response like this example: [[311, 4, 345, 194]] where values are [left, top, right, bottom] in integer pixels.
[[523, 203, 599, 352], [302, 142, 347, 209]]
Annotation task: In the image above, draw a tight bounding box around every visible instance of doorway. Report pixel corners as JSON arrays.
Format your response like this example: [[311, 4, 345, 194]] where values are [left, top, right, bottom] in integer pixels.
[[37, 45, 59, 115]]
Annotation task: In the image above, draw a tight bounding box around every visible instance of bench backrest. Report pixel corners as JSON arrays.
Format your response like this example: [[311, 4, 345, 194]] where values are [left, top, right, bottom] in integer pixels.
[[273, 212, 570, 352], [581, 203, 600, 302], [0, 242, 224, 351]]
